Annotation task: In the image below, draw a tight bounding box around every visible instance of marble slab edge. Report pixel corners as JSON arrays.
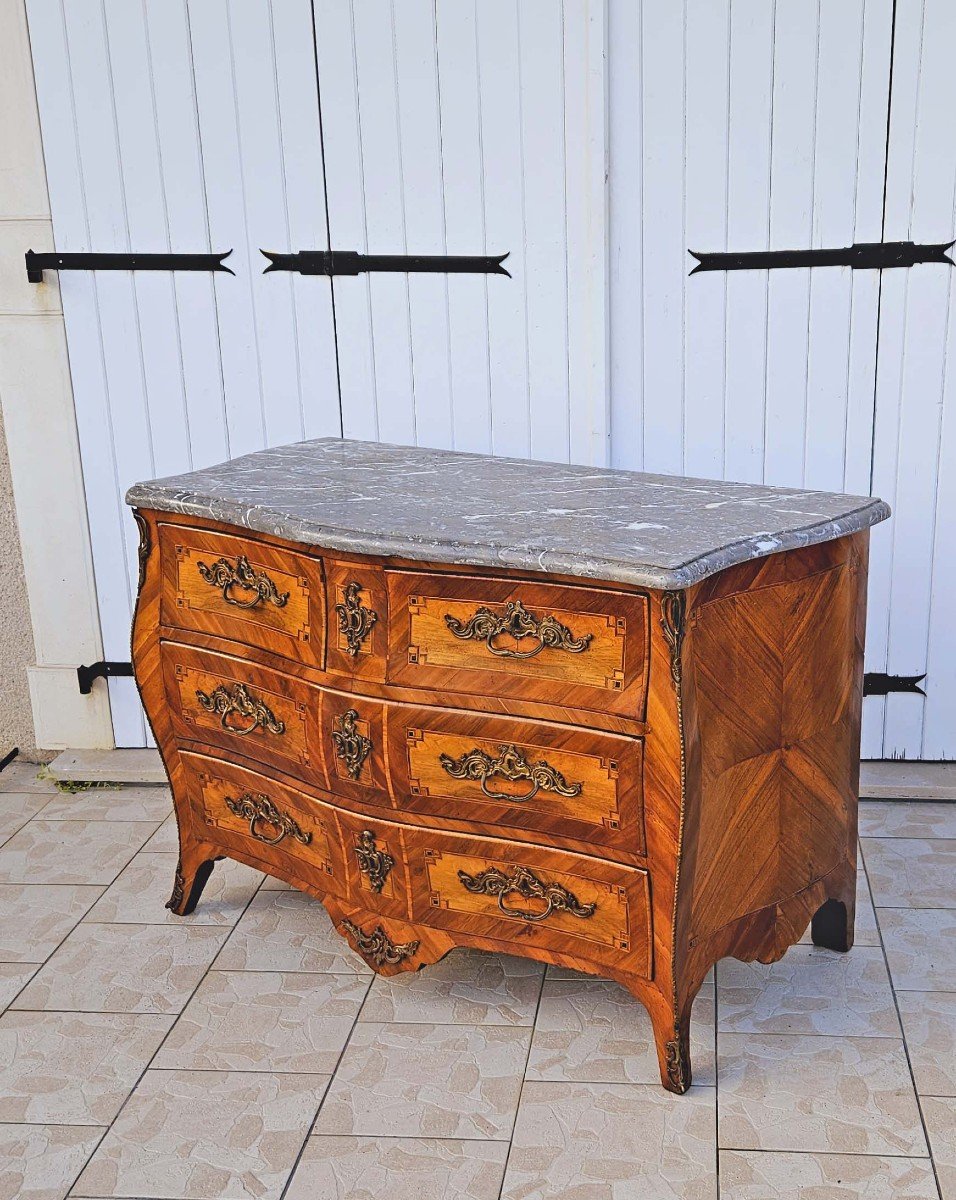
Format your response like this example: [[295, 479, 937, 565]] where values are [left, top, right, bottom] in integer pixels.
[[125, 486, 889, 592]]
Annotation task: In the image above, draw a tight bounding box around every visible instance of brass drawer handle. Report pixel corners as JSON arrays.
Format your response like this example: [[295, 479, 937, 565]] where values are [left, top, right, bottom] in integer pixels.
[[195, 682, 285, 737], [341, 918, 419, 967], [334, 580, 378, 656], [224, 792, 311, 847], [196, 554, 290, 610], [444, 599, 592, 660], [457, 864, 596, 922], [354, 829, 394, 893], [332, 709, 372, 779], [439, 743, 583, 803]]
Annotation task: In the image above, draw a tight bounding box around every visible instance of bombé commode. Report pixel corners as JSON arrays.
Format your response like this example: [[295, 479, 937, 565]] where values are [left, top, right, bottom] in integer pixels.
[[127, 437, 888, 1093]]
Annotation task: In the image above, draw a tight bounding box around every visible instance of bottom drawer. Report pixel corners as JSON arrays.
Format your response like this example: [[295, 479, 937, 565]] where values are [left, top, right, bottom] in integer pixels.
[[406, 831, 652, 979], [178, 749, 652, 979], [181, 751, 343, 897]]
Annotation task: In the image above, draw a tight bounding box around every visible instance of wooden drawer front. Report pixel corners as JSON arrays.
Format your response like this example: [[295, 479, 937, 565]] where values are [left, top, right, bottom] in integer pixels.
[[386, 572, 648, 718], [163, 642, 315, 780], [181, 752, 341, 894], [320, 691, 390, 806], [160, 525, 324, 667], [335, 806, 410, 919], [409, 832, 651, 976], [392, 707, 644, 854], [325, 561, 387, 683]]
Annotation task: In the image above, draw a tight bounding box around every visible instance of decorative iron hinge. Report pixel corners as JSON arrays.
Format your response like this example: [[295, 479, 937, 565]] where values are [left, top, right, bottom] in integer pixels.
[[77, 661, 134, 695], [261, 249, 510, 277], [863, 672, 927, 698], [26, 249, 233, 283], [689, 239, 954, 275]]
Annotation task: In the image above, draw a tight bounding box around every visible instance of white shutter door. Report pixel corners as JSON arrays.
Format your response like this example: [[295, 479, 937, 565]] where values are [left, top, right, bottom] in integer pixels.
[[27, 0, 340, 746], [867, 0, 956, 760], [609, 0, 892, 490], [312, 0, 609, 465]]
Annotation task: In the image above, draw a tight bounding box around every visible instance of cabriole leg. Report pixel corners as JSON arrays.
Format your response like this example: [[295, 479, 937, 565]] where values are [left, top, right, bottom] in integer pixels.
[[165, 845, 217, 917]]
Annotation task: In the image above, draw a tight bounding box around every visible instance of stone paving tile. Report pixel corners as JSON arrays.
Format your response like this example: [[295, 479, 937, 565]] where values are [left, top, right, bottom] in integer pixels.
[[0, 762, 59, 792], [359, 948, 544, 1026], [143, 813, 179, 853], [12, 922, 229, 1014], [37, 787, 173, 824], [860, 800, 956, 840], [502, 1080, 717, 1200], [314, 1022, 531, 1139], [717, 1033, 927, 1156], [0, 792, 51, 845], [0, 1010, 172, 1125], [284, 1136, 510, 1200], [897, 991, 956, 1097], [85, 853, 263, 926], [717, 945, 901, 1038], [73, 1069, 329, 1200], [923, 1097, 956, 1200], [863, 838, 956, 909], [527, 978, 716, 1086], [718, 1149, 940, 1199], [0, 884, 104, 962], [0, 1122, 104, 1200], [0, 964, 36, 1011], [215, 889, 371, 974], [154, 970, 369, 1073], [0, 821, 157, 886], [879, 908, 956, 991]]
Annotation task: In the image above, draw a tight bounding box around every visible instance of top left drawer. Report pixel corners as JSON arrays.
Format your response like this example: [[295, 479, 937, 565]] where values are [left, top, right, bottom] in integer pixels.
[[159, 524, 326, 669]]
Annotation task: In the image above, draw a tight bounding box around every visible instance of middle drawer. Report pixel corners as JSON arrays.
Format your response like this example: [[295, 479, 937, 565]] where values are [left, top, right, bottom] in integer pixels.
[[161, 639, 644, 856]]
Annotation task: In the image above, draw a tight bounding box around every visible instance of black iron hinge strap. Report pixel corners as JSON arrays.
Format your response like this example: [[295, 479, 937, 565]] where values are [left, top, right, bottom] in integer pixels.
[[77, 661, 134, 695], [261, 249, 510, 277], [863, 672, 927, 698], [26, 249, 234, 283], [689, 240, 954, 275]]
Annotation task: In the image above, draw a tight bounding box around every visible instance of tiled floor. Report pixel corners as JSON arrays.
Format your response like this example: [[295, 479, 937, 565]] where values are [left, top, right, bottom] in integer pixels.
[[0, 758, 952, 1200]]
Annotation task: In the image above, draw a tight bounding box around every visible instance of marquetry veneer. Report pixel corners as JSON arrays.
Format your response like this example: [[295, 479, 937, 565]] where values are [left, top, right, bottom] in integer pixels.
[[128, 439, 887, 1093]]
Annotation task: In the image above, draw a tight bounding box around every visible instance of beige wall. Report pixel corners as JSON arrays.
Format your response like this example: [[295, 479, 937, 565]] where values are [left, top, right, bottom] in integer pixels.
[[0, 403, 39, 759], [0, 0, 113, 752]]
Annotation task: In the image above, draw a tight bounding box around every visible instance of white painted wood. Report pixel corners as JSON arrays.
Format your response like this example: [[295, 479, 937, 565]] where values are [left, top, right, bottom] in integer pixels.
[[27, 0, 340, 746], [314, 0, 607, 463], [871, 0, 956, 760]]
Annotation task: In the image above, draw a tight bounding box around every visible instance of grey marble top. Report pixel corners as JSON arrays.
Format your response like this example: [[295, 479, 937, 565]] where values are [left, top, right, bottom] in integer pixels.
[[127, 438, 889, 590]]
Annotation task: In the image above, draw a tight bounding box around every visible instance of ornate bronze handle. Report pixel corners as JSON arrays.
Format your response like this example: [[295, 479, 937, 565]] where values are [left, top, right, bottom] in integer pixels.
[[334, 580, 378, 657], [457, 864, 596, 922], [224, 792, 311, 847], [331, 709, 372, 780], [341, 918, 419, 967], [354, 830, 394, 893], [444, 599, 592, 660], [195, 682, 286, 737], [439, 743, 583, 803], [196, 555, 289, 610]]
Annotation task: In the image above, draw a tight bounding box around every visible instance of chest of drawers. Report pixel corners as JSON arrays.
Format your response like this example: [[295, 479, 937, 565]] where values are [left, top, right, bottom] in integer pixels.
[[128, 438, 888, 1092]]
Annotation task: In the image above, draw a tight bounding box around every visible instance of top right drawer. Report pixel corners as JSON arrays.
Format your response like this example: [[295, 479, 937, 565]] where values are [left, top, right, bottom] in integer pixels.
[[386, 571, 649, 720]]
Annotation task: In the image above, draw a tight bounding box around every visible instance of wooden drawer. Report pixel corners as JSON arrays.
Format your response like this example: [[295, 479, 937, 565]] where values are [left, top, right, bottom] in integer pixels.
[[181, 751, 342, 895], [324, 560, 387, 683], [386, 571, 649, 719], [407, 830, 651, 978], [162, 641, 391, 809], [388, 706, 644, 855], [180, 751, 407, 917], [159, 524, 325, 668]]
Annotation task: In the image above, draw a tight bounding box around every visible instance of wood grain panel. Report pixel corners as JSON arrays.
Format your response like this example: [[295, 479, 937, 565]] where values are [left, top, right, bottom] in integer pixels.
[[390, 704, 644, 854], [387, 570, 649, 719], [407, 832, 651, 978], [159, 523, 325, 668], [324, 560, 387, 683]]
